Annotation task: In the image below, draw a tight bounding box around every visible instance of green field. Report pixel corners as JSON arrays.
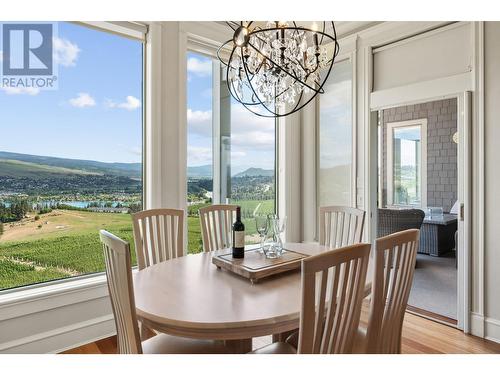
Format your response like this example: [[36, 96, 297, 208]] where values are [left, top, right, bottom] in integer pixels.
[[0, 210, 136, 290], [0, 199, 275, 290]]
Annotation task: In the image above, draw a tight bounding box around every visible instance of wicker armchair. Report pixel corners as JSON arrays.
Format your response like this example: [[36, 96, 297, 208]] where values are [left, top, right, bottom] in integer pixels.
[[377, 208, 425, 238]]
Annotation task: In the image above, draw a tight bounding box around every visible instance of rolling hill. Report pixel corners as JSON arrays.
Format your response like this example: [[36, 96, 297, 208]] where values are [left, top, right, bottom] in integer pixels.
[[0, 151, 141, 178], [0, 159, 100, 178], [234, 168, 274, 178]]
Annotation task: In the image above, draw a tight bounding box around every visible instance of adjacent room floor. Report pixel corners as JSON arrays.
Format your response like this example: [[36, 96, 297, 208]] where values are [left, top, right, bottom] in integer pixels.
[[408, 253, 457, 321]]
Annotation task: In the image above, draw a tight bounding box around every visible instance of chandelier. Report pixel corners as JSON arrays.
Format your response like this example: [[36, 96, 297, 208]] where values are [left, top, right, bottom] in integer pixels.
[[217, 21, 339, 118]]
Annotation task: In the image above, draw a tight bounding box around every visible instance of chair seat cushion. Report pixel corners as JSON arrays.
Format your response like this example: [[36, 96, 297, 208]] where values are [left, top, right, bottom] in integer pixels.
[[250, 342, 297, 354], [351, 327, 368, 354], [142, 333, 231, 354]]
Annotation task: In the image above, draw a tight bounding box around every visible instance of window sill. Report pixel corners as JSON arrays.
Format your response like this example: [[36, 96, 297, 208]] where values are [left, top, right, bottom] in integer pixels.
[[0, 273, 110, 321]]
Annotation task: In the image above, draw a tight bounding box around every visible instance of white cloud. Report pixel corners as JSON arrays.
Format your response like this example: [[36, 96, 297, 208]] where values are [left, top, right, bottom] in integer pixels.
[[53, 37, 80, 67], [69, 92, 96, 108], [187, 109, 212, 137], [230, 106, 276, 150], [187, 146, 213, 166], [187, 57, 212, 77], [2, 87, 40, 95], [106, 96, 141, 111]]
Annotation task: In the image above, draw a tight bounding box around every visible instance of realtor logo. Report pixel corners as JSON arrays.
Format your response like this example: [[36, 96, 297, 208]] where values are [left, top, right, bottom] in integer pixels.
[[1, 22, 58, 90]]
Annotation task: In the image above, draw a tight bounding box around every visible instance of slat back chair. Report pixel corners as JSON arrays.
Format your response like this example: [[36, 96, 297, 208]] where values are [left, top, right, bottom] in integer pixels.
[[132, 209, 184, 270], [319, 206, 365, 248], [100, 230, 142, 354], [199, 204, 238, 252], [298, 243, 371, 354], [365, 229, 420, 353]]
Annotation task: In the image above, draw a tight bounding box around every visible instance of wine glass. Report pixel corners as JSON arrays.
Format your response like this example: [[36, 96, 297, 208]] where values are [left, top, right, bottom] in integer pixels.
[[255, 214, 268, 253]]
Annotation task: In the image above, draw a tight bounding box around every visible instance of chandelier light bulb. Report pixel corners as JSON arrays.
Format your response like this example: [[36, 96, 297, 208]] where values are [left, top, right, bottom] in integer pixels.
[[233, 26, 250, 47]]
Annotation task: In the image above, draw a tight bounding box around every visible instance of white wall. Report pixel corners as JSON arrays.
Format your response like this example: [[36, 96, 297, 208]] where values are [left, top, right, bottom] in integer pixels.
[[373, 23, 472, 91]]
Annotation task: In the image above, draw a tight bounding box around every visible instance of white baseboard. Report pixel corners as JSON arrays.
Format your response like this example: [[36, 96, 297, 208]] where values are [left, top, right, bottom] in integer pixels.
[[485, 317, 500, 344], [0, 314, 116, 354]]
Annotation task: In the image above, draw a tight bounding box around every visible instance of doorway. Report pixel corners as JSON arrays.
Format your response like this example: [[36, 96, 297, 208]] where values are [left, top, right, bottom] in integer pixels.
[[369, 93, 471, 330]]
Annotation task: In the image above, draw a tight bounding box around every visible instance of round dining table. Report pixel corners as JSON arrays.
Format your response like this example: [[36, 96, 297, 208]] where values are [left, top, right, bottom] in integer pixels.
[[133, 242, 372, 353]]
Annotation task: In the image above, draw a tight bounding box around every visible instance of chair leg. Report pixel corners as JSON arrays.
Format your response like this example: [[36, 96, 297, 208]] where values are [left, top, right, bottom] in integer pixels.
[[272, 329, 297, 343], [139, 321, 156, 341]]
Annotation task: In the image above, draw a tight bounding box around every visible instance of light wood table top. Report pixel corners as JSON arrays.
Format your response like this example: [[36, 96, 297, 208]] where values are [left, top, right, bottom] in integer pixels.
[[134, 242, 372, 340]]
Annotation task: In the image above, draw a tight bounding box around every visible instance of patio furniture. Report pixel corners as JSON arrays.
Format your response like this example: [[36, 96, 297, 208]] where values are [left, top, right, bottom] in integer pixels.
[[419, 214, 458, 256], [377, 208, 425, 238], [132, 242, 375, 354], [252, 243, 371, 354], [132, 208, 184, 270], [99, 230, 229, 354], [319, 206, 365, 248], [353, 229, 420, 354], [199, 204, 238, 252]]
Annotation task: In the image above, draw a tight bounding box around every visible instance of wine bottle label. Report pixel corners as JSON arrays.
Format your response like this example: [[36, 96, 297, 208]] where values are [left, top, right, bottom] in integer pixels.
[[234, 231, 245, 248]]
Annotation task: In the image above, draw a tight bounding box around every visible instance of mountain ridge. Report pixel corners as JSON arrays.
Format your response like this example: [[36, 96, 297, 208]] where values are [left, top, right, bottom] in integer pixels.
[[0, 151, 141, 178]]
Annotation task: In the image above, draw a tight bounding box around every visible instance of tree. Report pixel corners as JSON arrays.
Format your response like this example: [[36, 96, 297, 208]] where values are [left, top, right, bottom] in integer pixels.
[[0, 222, 4, 237]]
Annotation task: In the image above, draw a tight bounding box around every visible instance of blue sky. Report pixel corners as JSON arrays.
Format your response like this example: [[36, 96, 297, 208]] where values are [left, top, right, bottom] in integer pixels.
[[0, 22, 143, 163]]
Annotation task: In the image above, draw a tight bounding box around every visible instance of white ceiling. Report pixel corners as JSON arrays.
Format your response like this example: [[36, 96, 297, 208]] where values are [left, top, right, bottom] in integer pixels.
[[218, 21, 382, 39]]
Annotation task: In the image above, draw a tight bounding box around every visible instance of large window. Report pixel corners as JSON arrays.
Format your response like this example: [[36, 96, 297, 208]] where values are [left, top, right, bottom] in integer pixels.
[[318, 59, 353, 208], [386, 120, 427, 207], [186, 51, 214, 253], [0, 22, 143, 290], [186, 50, 276, 252]]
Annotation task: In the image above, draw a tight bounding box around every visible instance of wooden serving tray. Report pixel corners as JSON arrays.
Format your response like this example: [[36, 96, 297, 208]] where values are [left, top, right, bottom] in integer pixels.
[[212, 248, 308, 283]]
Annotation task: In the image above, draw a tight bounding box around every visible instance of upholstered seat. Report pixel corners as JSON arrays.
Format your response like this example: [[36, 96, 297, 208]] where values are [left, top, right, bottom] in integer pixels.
[[250, 342, 297, 354], [142, 334, 229, 354], [351, 328, 368, 354]]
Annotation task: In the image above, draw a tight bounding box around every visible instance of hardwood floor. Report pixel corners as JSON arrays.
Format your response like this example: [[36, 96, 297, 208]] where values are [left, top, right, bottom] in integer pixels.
[[63, 309, 500, 354]]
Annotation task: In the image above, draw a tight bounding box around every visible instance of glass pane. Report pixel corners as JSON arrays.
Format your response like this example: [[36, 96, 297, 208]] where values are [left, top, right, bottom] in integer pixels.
[[186, 52, 213, 253], [393, 126, 421, 206], [0, 22, 143, 290], [220, 70, 276, 244], [319, 59, 353, 207]]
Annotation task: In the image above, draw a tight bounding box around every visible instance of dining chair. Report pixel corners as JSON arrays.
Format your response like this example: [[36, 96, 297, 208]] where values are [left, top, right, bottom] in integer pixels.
[[132, 208, 184, 270], [251, 242, 371, 354], [277, 206, 366, 347], [319, 206, 365, 248], [99, 230, 230, 354], [353, 229, 420, 354], [199, 204, 238, 252]]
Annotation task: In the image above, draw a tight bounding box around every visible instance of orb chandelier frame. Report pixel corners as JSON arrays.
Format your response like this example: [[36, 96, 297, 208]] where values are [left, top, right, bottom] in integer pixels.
[[217, 21, 340, 118]]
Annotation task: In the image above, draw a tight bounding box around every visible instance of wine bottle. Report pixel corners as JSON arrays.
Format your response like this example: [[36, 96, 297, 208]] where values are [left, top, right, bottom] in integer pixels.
[[232, 206, 245, 258]]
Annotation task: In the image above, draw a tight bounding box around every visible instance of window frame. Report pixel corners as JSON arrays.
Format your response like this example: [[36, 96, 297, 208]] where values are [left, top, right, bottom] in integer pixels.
[[386, 118, 428, 208], [0, 21, 147, 296]]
